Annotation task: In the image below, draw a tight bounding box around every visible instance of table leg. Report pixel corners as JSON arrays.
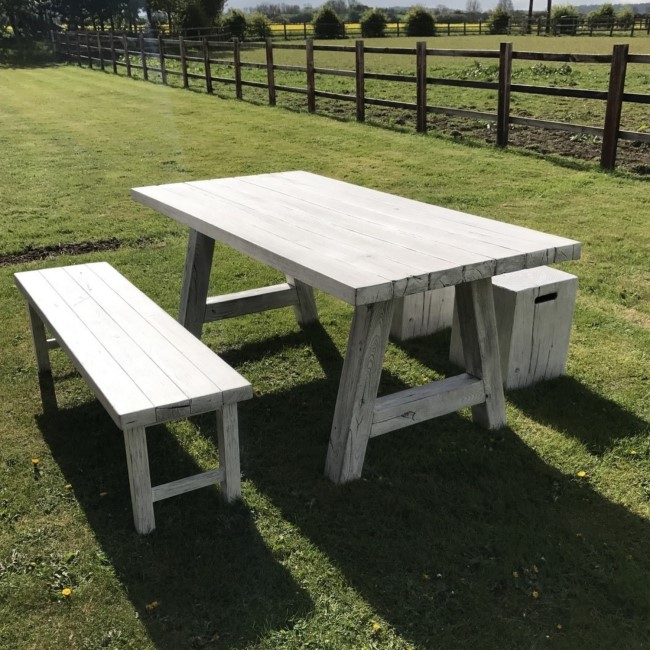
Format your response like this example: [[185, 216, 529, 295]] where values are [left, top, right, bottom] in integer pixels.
[[455, 278, 506, 429], [286, 275, 318, 327], [179, 230, 215, 338], [324, 299, 394, 484]]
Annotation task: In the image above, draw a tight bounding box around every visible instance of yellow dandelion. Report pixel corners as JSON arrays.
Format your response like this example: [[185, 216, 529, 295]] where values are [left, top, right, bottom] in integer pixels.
[[630, 450, 638, 455], [371, 622, 382, 633], [556, 624, 563, 630], [146, 600, 160, 612], [512, 571, 519, 578], [61, 588, 72, 597], [31, 458, 40, 465], [64, 484, 72, 489], [99, 491, 108, 497], [533, 564, 539, 573], [531, 591, 540, 599], [577, 471, 587, 478]]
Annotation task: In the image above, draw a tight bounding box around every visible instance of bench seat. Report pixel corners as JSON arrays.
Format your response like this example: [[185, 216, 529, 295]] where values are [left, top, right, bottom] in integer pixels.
[[15, 262, 253, 534]]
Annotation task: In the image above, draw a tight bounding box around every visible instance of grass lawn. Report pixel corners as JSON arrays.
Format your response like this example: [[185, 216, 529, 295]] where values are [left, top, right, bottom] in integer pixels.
[[0, 63, 649, 649]]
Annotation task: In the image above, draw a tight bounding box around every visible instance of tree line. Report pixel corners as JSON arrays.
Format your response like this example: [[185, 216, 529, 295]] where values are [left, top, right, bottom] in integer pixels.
[[1, 0, 647, 38]]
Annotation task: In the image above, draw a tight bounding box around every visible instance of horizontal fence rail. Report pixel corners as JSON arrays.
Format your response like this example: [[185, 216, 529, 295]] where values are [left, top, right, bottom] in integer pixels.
[[52, 31, 650, 171]]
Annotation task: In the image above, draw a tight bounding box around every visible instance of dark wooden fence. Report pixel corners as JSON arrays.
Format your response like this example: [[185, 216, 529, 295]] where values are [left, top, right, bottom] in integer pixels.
[[52, 31, 650, 171]]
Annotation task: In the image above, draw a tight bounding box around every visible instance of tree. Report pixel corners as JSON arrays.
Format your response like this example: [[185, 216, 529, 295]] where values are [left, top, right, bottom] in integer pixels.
[[312, 5, 344, 38], [360, 7, 387, 37], [551, 3, 579, 34], [404, 5, 435, 36], [495, 0, 513, 12], [488, 5, 510, 33], [465, 0, 481, 20]]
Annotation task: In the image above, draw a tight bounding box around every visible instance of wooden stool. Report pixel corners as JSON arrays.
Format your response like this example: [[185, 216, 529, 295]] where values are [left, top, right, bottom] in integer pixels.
[[450, 267, 578, 390]]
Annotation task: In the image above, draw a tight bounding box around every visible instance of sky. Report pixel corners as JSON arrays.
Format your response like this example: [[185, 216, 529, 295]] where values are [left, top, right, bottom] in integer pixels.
[[225, 0, 649, 9]]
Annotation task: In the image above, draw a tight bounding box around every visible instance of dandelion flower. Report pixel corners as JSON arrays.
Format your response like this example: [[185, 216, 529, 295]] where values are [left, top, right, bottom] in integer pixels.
[[512, 571, 519, 578], [61, 588, 72, 597], [146, 600, 160, 612], [64, 484, 72, 489], [577, 471, 587, 478], [31, 458, 40, 465], [630, 450, 638, 455], [556, 624, 563, 630], [371, 622, 381, 632], [533, 565, 539, 573], [531, 591, 540, 599]]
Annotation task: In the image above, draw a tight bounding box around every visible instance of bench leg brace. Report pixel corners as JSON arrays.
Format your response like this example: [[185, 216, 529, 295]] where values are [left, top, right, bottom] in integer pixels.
[[123, 426, 155, 534]]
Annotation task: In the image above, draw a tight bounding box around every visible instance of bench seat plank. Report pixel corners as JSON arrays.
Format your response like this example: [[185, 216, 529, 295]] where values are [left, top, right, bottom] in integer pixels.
[[89, 263, 252, 405]]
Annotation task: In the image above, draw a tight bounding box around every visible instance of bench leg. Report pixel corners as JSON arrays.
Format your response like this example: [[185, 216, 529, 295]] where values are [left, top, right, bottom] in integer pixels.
[[27, 305, 57, 412], [217, 403, 241, 502], [179, 229, 215, 338], [455, 278, 507, 430], [286, 276, 319, 327], [123, 426, 155, 534], [324, 300, 394, 484]]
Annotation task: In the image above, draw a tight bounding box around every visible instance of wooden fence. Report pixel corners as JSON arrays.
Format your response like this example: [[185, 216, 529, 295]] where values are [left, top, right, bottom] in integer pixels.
[[52, 31, 650, 170]]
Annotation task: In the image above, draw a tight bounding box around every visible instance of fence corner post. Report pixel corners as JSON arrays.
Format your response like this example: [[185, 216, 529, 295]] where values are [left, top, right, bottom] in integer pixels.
[[416, 41, 427, 134], [233, 37, 242, 99], [496, 41, 513, 148], [600, 43, 629, 171], [306, 38, 315, 113], [265, 38, 276, 106], [355, 39, 365, 122]]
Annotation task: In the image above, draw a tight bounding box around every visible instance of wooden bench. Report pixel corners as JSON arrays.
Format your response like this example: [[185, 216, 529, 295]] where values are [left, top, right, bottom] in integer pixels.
[[15, 262, 252, 534]]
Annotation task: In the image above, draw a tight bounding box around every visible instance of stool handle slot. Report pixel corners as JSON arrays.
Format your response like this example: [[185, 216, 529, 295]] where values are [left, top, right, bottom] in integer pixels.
[[535, 292, 558, 304]]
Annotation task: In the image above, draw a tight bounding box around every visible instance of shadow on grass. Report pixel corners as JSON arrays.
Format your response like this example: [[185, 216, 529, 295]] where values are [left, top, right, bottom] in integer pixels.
[[34, 320, 650, 648], [226, 327, 650, 648], [37, 403, 313, 650]]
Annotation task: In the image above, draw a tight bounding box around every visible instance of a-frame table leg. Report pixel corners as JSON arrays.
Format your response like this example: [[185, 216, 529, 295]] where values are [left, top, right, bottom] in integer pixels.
[[179, 230, 215, 338], [454, 277, 506, 429], [324, 299, 394, 484]]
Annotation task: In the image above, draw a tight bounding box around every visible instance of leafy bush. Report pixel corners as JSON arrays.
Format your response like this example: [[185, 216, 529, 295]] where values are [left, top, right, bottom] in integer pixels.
[[312, 6, 345, 38], [360, 8, 388, 37], [551, 4, 580, 35], [617, 7, 635, 28], [178, 0, 224, 29], [403, 5, 436, 37], [588, 3, 615, 28], [488, 6, 511, 34], [247, 12, 271, 38], [222, 9, 248, 40]]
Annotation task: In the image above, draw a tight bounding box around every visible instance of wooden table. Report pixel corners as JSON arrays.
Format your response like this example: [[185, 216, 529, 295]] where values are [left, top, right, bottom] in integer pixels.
[[132, 171, 581, 484]]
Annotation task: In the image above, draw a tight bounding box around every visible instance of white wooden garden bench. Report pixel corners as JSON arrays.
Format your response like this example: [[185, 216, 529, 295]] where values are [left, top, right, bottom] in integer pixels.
[[15, 262, 252, 534]]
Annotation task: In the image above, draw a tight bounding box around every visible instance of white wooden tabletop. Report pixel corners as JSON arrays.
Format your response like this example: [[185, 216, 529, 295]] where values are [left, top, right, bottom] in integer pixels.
[[132, 171, 581, 306]]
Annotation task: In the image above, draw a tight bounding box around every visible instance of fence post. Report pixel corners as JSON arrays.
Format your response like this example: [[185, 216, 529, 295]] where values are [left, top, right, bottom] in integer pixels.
[[303, 22, 307, 39], [600, 43, 629, 171], [65, 31, 71, 62], [479, 21, 482, 35], [396, 20, 400, 37], [306, 38, 315, 113], [76, 32, 82, 67], [265, 38, 276, 106], [464, 22, 467, 35], [233, 38, 242, 99], [140, 33, 148, 81], [355, 39, 365, 122], [416, 41, 427, 133], [609, 22, 615, 37], [123, 33, 131, 77], [97, 33, 104, 71], [158, 35, 167, 85], [496, 41, 513, 148], [86, 32, 92, 69], [109, 32, 117, 73], [179, 34, 188, 88], [203, 37, 213, 94], [283, 21, 288, 40], [630, 20, 635, 37]]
